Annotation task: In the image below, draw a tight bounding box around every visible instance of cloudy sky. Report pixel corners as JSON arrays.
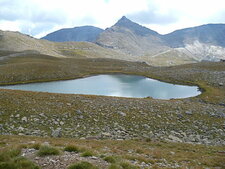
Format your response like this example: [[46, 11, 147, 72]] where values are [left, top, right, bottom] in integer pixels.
[[1, 0, 225, 38]]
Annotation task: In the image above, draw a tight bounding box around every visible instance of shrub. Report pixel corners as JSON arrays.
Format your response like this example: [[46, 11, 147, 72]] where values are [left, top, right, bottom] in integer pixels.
[[0, 148, 21, 163], [30, 143, 41, 150], [8, 149, 21, 158], [13, 157, 40, 169], [0, 149, 40, 169], [81, 151, 94, 157], [64, 145, 80, 153], [0, 162, 17, 169], [108, 164, 122, 169], [104, 156, 117, 163], [120, 162, 139, 169], [37, 145, 60, 156], [67, 161, 98, 169]]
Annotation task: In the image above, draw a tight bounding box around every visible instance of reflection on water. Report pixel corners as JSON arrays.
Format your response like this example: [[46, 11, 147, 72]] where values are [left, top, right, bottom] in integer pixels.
[[0, 74, 201, 99]]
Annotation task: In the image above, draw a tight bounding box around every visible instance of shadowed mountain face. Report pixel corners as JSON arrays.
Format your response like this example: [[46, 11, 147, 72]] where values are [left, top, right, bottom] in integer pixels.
[[163, 24, 225, 48], [42, 26, 103, 42]]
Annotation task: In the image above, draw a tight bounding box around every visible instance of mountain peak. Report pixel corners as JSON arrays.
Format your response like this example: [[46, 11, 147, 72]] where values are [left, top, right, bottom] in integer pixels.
[[115, 16, 133, 26], [120, 16, 129, 21], [114, 16, 159, 36]]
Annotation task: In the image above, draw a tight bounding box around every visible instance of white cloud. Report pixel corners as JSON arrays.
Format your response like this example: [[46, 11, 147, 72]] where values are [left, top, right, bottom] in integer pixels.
[[0, 0, 225, 37]]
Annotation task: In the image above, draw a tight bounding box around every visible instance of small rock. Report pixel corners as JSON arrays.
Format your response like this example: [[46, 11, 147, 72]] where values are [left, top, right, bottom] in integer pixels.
[[117, 111, 126, 116], [102, 132, 111, 137], [76, 110, 82, 114], [39, 113, 45, 117], [185, 110, 193, 115], [219, 82, 223, 86], [15, 114, 20, 118], [180, 132, 187, 137], [21, 117, 28, 123], [168, 135, 182, 142], [90, 156, 98, 159], [78, 115, 84, 119], [170, 151, 175, 155], [59, 121, 64, 125], [18, 126, 24, 131], [67, 103, 72, 106], [33, 118, 40, 122], [177, 114, 184, 119], [143, 124, 149, 129], [51, 128, 62, 137]]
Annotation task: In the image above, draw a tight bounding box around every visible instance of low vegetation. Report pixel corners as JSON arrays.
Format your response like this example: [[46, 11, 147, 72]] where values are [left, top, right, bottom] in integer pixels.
[[119, 162, 139, 169], [64, 145, 80, 153], [103, 156, 118, 163], [0, 148, 39, 169], [67, 161, 99, 169], [0, 53, 224, 168], [81, 151, 95, 157], [37, 145, 60, 156], [0, 135, 224, 168]]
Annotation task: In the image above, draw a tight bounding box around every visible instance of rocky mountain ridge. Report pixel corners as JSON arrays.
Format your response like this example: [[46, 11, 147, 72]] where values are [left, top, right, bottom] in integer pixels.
[[1, 16, 225, 66], [41, 16, 225, 65], [97, 17, 225, 63]]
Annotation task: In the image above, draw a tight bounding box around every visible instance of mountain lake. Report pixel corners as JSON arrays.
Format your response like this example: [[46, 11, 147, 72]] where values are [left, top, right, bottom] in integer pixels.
[[0, 74, 201, 99]]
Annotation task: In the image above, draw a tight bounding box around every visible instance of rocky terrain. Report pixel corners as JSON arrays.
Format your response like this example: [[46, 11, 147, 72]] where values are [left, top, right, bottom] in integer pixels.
[[0, 90, 224, 145], [0, 24, 225, 168], [0, 55, 224, 146]]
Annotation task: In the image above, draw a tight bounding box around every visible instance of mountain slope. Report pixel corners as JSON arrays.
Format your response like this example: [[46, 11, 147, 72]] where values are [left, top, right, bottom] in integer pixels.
[[96, 16, 169, 56], [96, 17, 225, 64], [96, 16, 195, 66], [42, 26, 103, 42], [163, 24, 225, 48], [0, 30, 128, 61], [162, 24, 225, 61]]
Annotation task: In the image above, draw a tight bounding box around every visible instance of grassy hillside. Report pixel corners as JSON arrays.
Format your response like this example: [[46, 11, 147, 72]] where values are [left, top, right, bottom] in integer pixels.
[[0, 135, 224, 169], [0, 51, 224, 168]]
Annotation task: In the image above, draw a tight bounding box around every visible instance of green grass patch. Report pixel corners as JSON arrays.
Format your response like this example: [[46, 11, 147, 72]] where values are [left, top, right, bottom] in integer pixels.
[[64, 145, 80, 153], [0, 148, 40, 169], [29, 143, 41, 150], [119, 162, 139, 169], [37, 145, 60, 156], [108, 164, 122, 169], [81, 151, 95, 157], [104, 156, 118, 163], [67, 161, 98, 169]]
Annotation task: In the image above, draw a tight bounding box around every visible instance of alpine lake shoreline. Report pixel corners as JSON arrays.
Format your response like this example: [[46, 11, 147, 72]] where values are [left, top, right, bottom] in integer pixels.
[[0, 55, 225, 168]]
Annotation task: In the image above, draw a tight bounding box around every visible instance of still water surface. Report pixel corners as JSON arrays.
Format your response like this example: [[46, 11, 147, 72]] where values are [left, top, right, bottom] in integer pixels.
[[0, 74, 201, 99]]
